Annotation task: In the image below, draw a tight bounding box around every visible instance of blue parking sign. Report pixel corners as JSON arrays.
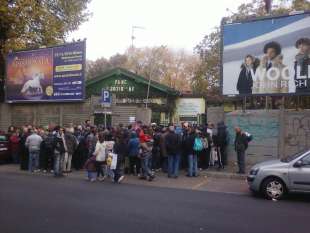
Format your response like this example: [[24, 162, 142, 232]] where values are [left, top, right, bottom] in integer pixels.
[[101, 89, 111, 105]]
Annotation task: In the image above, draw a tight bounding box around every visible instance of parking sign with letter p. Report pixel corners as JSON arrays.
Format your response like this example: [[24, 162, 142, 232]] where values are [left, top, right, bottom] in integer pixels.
[[101, 89, 111, 107]]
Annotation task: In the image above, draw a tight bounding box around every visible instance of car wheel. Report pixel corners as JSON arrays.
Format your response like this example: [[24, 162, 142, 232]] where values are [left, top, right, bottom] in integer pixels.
[[261, 177, 286, 200]]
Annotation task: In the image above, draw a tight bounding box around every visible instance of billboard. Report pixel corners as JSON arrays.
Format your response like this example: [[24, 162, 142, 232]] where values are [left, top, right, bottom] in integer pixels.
[[222, 12, 310, 96], [6, 41, 86, 102]]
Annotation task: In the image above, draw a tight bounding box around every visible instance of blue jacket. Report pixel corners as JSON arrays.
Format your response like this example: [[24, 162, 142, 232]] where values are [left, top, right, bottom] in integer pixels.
[[128, 133, 140, 157]]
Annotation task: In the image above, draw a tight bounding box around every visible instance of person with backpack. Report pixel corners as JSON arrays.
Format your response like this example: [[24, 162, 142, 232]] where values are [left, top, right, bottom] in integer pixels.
[[165, 125, 181, 178], [234, 127, 249, 174], [128, 131, 141, 175], [184, 127, 196, 177], [192, 129, 204, 176]]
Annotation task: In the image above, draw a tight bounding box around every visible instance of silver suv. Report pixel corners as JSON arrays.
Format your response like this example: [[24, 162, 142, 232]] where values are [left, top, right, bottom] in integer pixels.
[[247, 150, 310, 200]]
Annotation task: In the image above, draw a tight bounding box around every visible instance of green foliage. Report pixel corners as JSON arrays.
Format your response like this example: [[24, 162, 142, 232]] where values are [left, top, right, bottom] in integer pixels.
[[193, 28, 220, 97], [0, 0, 91, 51]]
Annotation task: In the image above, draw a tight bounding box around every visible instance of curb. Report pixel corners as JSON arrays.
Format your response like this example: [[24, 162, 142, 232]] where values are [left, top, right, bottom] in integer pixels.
[[204, 171, 246, 180]]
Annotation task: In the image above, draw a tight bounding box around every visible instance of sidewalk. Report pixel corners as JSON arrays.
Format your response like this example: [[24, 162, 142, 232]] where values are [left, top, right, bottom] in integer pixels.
[[0, 164, 250, 195]]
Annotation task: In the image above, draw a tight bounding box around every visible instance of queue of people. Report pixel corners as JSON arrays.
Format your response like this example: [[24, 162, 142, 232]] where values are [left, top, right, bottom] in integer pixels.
[[3, 119, 250, 184]]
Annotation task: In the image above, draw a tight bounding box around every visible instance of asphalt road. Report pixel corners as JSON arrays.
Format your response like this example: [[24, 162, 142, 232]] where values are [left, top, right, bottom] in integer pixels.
[[0, 172, 309, 233]]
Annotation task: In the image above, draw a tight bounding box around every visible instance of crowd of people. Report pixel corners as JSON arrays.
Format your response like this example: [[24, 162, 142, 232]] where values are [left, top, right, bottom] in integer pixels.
[[3, 119, 250, 184]]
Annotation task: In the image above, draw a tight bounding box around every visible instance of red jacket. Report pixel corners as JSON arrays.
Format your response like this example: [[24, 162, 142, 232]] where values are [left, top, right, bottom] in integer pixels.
[[138, 130, 151, 143], [9, 135, 20, 153]]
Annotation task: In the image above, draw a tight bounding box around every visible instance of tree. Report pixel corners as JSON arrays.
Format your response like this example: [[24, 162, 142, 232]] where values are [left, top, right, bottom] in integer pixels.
[[86, 57, 111, 80], [193, 0, 310, 99], [109, 53, 128, 68], [193, 28, 221, 98], [86, 46, 199, 92], [0, 0, 91, 101], [125, 46, 199, 91]]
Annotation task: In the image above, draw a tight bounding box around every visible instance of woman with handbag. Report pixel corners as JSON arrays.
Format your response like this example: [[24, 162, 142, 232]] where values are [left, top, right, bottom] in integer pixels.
[[93, 133, 107, 181]]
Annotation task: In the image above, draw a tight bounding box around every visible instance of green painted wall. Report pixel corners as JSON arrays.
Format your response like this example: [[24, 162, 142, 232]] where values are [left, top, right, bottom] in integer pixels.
[[86, 73, 169, 98]]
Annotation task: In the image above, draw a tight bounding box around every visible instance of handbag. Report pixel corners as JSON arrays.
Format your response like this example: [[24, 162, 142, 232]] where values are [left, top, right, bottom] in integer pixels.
[[96, 143, 106, 162], [202, 138, 208, 149]]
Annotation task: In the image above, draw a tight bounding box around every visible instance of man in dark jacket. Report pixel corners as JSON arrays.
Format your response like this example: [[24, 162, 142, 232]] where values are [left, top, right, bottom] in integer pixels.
[[41, 128, 55, 173], [73, 125, 87, 170], [234, 127, 248, 174], [152, 127, 161, 171], [159, 127, 169, 172], [165, 125, 181, 178], [113, 133, 128, 183], [63, 129, 78, 173], [217, 121, 229, 168], [20, 127, 30, 170], [53, 127, 66, 177]]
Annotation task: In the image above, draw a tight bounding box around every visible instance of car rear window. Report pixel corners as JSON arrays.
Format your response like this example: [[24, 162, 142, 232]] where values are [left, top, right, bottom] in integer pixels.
[[0, 135, 7, 141]]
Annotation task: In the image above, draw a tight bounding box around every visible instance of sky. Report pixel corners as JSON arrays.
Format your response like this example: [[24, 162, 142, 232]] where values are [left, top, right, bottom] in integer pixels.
[[68, 0, 250, 61]]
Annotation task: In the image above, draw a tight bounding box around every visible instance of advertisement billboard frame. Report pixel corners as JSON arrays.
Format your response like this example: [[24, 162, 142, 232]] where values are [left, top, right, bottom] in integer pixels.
[[5, 40, 86, 103], [220, 10, 310, 97]]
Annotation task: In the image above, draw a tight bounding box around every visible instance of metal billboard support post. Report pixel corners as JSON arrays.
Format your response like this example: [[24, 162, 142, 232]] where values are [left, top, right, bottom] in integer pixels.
[[104, 111, 107, 128], [242, 96, 246, 113], [278, 95, 285, 158]]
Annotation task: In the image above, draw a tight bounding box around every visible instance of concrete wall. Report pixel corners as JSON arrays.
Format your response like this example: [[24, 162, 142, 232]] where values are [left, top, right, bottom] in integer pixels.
[[0, 103, 12, 131], [0, 100, 92, 130], [0, 96, 155, 130], [225, 110, 280, 164], [2, 101, 310, 165], [207, 106, 224, 125], [213, 108, 310, 165], [283, 110, 310, 157]]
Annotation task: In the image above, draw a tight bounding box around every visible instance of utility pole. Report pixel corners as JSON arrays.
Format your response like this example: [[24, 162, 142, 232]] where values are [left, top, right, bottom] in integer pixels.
[[264, 0, 272, 14], [131, 26, 145, 48]]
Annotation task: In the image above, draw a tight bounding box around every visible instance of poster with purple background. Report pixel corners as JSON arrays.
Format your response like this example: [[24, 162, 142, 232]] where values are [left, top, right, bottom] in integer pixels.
[[6, 41, 85, 102]]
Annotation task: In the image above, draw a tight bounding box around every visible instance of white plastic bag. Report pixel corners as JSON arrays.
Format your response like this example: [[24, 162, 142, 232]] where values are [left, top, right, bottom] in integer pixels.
[[109, 153, 118, 170]]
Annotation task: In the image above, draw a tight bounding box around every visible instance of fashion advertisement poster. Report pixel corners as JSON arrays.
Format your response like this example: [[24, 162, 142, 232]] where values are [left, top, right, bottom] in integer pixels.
[[222, 12, 310, 96], [6, 41, 85, 102]]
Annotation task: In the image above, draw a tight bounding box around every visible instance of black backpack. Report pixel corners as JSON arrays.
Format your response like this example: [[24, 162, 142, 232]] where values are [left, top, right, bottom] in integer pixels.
[[44, 134, 54, 150], [54, 136, 65, 153]]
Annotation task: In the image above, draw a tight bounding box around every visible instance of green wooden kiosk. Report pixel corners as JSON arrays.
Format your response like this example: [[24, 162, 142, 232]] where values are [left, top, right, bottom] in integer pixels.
[[86, 68, 179, 126]]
